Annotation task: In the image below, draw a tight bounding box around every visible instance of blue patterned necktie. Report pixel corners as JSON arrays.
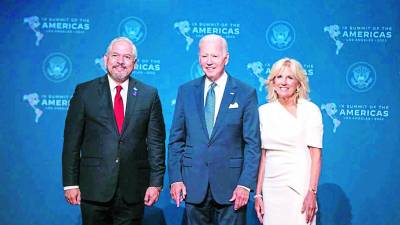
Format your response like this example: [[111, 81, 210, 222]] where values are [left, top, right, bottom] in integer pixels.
[[205, 82, 217, 138]]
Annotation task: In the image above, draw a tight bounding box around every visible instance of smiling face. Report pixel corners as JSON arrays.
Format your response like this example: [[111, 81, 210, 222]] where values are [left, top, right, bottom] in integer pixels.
[[266, 58, 309, 103], [198, 36, 229, 82], [272, 66, 300, 100], [104, 39, 136, 83]]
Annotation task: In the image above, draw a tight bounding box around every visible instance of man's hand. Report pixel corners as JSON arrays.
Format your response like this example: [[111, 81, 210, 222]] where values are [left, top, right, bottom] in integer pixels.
[[64, 188, 81, 205], [170, 182, 186, 207], [229, 186, 249, 210], [144, 187, 161, 206]]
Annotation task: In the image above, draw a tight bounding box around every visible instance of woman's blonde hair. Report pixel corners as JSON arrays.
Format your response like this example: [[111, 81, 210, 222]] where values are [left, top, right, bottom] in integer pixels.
[[266, 57, 309, 102]]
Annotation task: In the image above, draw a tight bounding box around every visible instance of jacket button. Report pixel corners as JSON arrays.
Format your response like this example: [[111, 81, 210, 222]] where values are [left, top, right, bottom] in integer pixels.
[[115, 158, 119, 163]]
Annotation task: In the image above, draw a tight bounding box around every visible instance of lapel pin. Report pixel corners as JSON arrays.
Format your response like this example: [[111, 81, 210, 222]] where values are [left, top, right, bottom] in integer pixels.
[[131, 87, 138, 96]]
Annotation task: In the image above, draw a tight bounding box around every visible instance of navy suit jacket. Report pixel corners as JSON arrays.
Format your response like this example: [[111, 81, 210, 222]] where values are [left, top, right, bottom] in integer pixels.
[[62, 75, 166, 204], [168, 75, 260, 204]]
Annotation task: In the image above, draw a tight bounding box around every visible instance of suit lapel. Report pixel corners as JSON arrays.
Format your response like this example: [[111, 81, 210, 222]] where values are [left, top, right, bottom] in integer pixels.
[[209, 75, 237, 144], [121, 77, 138, 136], [97, 75, 119, 135], [194, 76, 209, 139]]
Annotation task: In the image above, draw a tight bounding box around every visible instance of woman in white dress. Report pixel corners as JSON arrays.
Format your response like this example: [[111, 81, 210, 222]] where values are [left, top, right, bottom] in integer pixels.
[[254, 58, 323, 225]]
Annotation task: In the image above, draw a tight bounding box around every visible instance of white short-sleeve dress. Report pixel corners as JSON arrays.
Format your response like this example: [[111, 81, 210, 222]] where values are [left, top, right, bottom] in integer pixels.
[[259, 99, 323, 225]]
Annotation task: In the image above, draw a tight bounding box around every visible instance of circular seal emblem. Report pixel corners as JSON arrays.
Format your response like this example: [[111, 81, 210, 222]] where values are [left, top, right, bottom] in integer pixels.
[[118, 17, 147, 45], [190, 61, 204, 80], [42, 52, 72, 83], [265, 20, 295, 51], [346, 62, 376, 92]]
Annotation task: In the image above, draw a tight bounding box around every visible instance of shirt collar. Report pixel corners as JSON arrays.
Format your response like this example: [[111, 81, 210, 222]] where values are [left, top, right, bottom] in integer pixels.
[[107, 75, 129, 91], [204, 72, 228, 89]]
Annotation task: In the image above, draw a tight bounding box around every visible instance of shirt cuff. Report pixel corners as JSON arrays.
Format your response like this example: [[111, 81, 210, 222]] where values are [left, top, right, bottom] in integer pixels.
[[237, 185, 250, 192], [149, 186, 163, 192], [171, 181, 184, 187], [64, 186, 79, 190]]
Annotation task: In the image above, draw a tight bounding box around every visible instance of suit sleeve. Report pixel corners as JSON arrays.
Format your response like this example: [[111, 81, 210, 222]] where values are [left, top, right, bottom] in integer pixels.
[[62, 85, 85, 187], [237, 89, 261, 191], [168, 87, 186, 185], [147, 90, 166, 187]]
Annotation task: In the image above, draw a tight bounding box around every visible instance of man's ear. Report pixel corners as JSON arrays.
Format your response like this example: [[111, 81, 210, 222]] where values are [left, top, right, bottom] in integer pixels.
[[224, 53, 230, 65]]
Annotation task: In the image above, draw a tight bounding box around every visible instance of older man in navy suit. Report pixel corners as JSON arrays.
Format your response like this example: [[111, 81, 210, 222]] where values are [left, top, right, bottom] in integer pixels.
[[168, 34, 261, 225]]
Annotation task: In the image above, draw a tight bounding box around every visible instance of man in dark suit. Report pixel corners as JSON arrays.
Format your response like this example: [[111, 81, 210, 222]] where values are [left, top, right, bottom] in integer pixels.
[[168, 34, 261, 225], [62, 37, 166, 225]]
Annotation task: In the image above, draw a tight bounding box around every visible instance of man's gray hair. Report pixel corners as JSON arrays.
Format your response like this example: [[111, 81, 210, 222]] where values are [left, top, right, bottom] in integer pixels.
[[105, 37, 137, 59], [198, 34, 229, 54]]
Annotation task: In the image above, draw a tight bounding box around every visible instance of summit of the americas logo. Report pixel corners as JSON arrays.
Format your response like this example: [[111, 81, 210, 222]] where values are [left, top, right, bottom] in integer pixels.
[[23, 16, 90, 46], [321, 102, 390, 133], [119, 17, 147, 45], [23, 93, 71, 123], [173, 19, 241, 51], [23, 16, 44, 46], [265, 21, 295, 51], [324, 24, 392, 55], [42, 52, 72, 83]]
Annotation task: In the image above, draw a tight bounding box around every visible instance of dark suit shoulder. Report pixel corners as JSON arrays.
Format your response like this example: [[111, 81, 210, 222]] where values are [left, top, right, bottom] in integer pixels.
[[179, 76, 204, 90], [132, 78, 158, 94], [74, 76, 105, 90], [229, 75, 256, 92]]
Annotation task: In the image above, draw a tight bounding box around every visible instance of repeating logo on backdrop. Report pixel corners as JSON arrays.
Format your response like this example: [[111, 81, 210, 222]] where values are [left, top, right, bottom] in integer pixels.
[[23, 93, 71, 123], [265, 21, 295, 51], [321, 103, 341, 133], [321, 102, 390, 133], [23, 16, 90, 46], [323, 25, 344, 55], [346, 62, 376, 92], [119, 17, 147, 45], [190, 61, 204, 80], [246, 61, 267, 92], [42, 53, 72, 83], [94, 56, 161, 75], [95, 57, 107, 72], [324, 24, 392, 55], [134, 58, 161, 75], [174, 20, 240, 51], [247, 61, 314, 92], [174, 20, 194, 51], [170, 61, 204, 108], [23, 16, 44, 46]]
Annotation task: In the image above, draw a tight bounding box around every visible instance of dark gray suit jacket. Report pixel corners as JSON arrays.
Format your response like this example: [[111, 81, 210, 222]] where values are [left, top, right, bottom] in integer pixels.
[[62, 75, 165, 203]]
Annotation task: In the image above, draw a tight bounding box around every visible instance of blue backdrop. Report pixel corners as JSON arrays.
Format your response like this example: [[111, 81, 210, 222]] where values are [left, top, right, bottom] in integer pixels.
[[1, 0, 399, 224]]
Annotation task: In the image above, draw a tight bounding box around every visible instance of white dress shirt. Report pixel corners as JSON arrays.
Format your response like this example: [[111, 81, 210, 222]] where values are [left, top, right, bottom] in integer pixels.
[[108, 76, 129, 115], [204, 72, 228, 123]]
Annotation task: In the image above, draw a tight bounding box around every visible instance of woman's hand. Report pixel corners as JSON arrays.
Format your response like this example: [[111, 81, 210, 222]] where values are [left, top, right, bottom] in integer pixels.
[[301, 191, 317, 224], [254, 196, 264, 224]]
